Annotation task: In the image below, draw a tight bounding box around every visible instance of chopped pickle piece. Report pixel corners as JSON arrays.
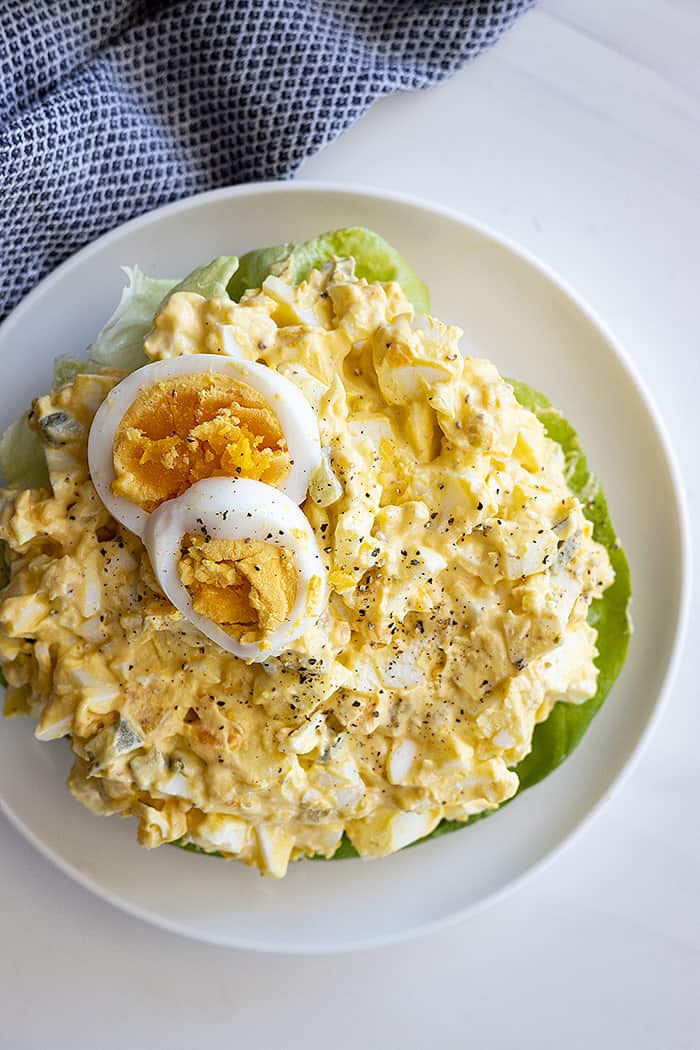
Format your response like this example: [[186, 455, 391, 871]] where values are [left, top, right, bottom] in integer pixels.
[[112, 373, 289, 511]]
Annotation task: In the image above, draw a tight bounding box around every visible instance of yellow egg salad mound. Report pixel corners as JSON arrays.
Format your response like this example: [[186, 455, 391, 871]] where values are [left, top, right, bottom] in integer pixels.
[[0, 259, 614, 877]]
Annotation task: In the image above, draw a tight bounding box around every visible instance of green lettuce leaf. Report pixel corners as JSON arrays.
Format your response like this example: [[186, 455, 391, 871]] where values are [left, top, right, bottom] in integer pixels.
[[503, 380, 631, 793], [168, 256, 239, 301], [83, 258, 238, 378], [228, 228, 430, 314], [53, 357, 90, 390], [88, 266, 179, 373], [61, 258, 238, 384], [0, 414, 49, 490]]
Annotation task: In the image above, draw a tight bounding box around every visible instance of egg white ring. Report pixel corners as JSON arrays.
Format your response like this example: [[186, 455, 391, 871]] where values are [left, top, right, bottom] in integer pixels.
[[87, 354, 322, 536], [143, 477, 328, 662]]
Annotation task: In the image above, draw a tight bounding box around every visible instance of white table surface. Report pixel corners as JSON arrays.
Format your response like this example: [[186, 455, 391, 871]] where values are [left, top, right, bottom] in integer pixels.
[[2, 2, 698, 1047]]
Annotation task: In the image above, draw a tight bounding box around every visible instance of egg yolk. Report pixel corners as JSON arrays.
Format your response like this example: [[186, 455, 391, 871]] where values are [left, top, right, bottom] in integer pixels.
[[178, 533, 298, 643], [111, 374, 289, 512]]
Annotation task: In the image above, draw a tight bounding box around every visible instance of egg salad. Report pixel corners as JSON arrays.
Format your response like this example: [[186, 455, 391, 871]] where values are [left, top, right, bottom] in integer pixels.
[[0, 230, 628, 877]]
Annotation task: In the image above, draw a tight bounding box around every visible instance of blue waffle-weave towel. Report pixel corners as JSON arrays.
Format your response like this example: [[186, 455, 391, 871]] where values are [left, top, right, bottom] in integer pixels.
[[0, 0, 533, 318]]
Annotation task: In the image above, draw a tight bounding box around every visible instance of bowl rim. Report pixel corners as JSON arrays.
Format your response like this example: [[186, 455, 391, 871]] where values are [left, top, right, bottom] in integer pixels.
[[0, 179, 692, 953]]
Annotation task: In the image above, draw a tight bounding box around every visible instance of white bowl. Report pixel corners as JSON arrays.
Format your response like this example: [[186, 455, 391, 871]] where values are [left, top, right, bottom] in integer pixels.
[[0, 183, 690, 953]]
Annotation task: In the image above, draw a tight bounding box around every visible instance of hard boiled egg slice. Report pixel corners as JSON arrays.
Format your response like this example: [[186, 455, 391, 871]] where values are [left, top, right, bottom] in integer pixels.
[[143, 477, 327, 661], [87, 355, 321, 536]]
